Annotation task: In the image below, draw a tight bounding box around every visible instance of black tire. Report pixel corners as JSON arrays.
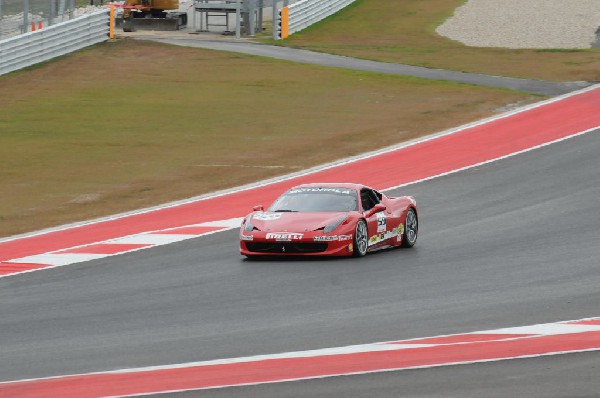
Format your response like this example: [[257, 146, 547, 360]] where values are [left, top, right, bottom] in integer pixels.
[[353, 219, 369, 257], [402, 208, 418, 248], [122, 20, 134, 32]]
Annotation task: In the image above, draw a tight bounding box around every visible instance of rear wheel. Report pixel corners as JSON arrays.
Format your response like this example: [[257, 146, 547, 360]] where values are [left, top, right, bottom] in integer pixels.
[[402, 208, 418, 248], [353, 219, 368, 257]]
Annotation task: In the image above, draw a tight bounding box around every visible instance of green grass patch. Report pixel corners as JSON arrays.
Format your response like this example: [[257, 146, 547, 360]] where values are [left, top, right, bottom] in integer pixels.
[[0, 40, 541, 237]]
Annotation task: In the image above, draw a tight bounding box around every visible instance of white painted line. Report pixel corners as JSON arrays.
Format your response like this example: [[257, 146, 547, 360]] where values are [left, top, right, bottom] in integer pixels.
[[106, 343, 437, 374], [63, 317, 600, 374], [2, 317, 599, 391], [109, 347, 600, 398], [480, 323, 600, 336], [198, 217, 244, 228], [8, 253, 108, 266], [108, 234, 198, 245], [383, 126, 600, 192], [0, 227, 230, 278]]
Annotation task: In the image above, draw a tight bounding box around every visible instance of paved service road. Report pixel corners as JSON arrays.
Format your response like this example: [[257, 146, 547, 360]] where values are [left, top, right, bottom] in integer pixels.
[[1, 127, 598, 396], [132, 34, 592, 96]]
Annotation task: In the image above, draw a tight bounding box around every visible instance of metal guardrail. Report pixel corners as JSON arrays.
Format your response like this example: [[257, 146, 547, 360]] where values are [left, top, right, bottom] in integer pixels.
[[0, 9, 109, 76], [283, 0, 355, 38]]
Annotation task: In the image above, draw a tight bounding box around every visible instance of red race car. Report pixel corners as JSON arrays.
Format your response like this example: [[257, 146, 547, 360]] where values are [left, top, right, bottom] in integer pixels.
[[240, 183, 418, 258]]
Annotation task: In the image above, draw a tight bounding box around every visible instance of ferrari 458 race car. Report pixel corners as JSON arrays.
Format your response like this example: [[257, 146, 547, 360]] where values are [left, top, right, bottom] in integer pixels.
[[239, 183, 418, 258]]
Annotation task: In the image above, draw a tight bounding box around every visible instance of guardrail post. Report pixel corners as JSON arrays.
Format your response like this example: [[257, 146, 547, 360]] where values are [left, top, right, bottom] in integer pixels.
[[257, 0, 263, 32], [49, 0, 55, 26], [23, 0, 29, 33], [272, 0, 277, 40], [247, 0, 255, 36], [235, 0, 241, 39]]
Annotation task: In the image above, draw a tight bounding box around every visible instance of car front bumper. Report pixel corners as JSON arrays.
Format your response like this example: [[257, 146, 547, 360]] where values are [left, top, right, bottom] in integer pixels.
[[240, 231, 354, 257]]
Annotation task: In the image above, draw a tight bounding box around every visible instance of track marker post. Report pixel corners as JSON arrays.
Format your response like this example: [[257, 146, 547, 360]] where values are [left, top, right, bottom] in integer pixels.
[[109, 4, 115, 40], [278, 6, 289, 39]]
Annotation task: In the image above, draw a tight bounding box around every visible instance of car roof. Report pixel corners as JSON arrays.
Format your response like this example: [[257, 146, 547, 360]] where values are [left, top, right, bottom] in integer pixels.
[[290, 183, 368, 191]]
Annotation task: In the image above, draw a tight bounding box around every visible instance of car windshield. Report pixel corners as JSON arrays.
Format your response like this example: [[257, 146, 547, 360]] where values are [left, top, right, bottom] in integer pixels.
[[269, 187, 359, 212]]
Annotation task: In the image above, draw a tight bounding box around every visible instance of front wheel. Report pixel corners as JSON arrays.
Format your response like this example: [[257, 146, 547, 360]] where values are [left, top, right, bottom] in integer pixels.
[[402, 208, 418, 248], [353, 219, 368, 257]]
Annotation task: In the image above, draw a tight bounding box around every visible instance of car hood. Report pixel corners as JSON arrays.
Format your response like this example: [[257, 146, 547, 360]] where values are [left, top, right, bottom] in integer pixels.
[[250, 212, 349, 232]]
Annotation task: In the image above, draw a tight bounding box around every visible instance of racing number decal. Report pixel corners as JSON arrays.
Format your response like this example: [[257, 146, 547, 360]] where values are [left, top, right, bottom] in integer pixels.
[[376, 212, 387, 232]]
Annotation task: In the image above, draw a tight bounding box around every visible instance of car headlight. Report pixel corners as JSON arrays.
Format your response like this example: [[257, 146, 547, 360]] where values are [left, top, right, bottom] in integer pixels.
[[243, 216, 259, 233], [323, 216, 348, 234]]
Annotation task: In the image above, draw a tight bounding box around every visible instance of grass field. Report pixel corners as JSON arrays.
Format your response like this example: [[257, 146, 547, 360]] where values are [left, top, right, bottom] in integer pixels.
[[267, 0, 600, 82], [0, 39, 542, 237]]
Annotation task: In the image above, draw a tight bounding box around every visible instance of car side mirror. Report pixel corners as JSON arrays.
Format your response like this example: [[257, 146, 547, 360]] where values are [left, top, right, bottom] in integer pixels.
[[253, 205, 264, 211], [365, 203, 386, 217]]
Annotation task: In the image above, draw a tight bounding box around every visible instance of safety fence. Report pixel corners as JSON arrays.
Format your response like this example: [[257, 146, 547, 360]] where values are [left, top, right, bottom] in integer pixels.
[[0, 9, 109, 75], [0, 0, 86, 39], [278, 0, 355, 39]]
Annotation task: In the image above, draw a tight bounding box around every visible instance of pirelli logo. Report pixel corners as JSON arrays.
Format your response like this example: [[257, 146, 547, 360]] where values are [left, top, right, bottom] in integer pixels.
[[266, 232, 303, 242]]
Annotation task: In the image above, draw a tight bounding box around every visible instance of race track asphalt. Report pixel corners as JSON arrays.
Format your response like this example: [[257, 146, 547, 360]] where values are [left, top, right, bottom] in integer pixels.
[[0, 129, 599, 396]]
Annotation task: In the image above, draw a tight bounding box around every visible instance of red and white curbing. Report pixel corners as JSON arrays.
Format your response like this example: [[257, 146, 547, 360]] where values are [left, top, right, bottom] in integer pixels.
[[0, 217, 243, 274], [1, 84, 599, 278], [1, 317, 599, 397]]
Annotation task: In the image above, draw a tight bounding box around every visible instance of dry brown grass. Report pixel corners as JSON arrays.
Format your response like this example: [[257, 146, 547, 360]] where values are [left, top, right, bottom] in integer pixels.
[[0, 39, 542, 237]]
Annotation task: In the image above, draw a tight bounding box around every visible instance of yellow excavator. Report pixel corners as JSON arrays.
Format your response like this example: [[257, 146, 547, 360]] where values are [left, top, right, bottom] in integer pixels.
[[122, 0, 187, 32]]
